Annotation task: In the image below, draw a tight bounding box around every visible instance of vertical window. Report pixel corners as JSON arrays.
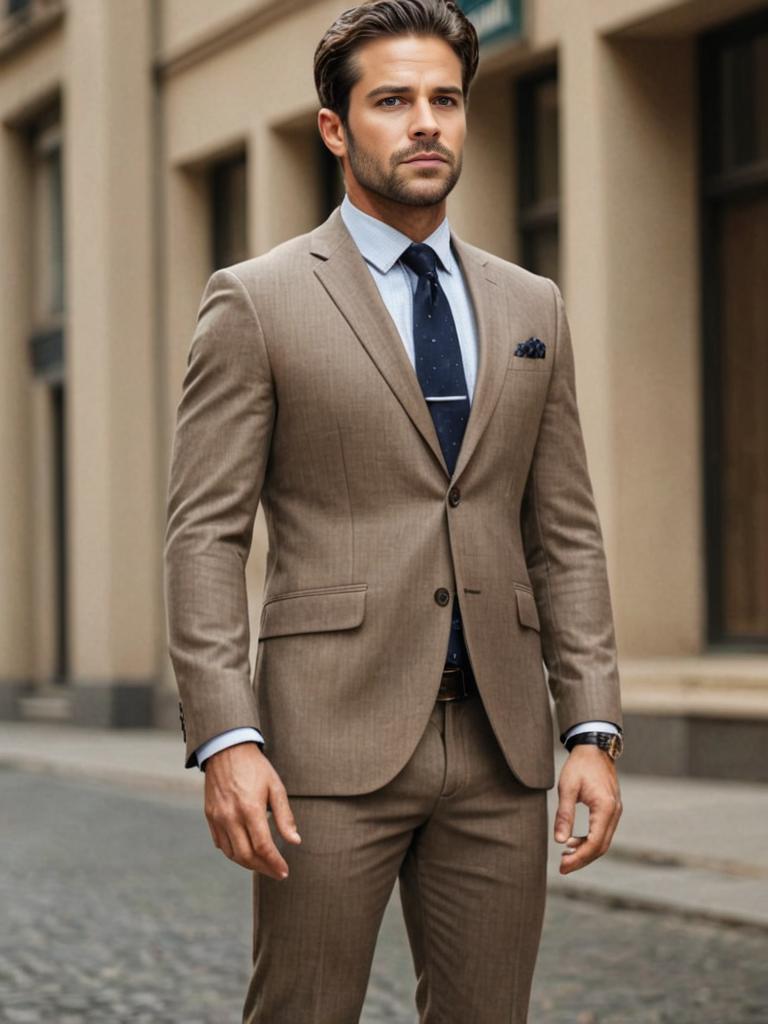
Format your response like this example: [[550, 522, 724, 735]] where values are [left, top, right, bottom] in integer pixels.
[[701, 11, 768, 646], [28, 106, 68, 681], [516, 66, 560, 286], [210, 152, 248, 270], [50, 381, 68, 680], [31, 114, 65, 349]]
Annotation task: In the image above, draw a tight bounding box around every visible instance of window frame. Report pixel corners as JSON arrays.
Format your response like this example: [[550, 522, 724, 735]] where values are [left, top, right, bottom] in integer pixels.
[[210, 149, 248, 271], [515, 63, 560, 282], [699, 7, 768, 649]]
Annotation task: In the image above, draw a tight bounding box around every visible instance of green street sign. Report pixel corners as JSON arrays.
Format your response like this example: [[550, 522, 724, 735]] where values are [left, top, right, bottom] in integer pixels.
[[458, 0, 523, 46]]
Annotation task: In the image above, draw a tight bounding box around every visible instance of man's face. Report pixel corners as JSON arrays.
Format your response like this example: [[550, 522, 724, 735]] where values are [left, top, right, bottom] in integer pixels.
[[340, 34, 466, 208]]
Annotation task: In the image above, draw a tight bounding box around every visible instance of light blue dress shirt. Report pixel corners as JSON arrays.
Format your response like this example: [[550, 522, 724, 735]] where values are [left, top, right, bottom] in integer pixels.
[[193, 193, 618, 769]]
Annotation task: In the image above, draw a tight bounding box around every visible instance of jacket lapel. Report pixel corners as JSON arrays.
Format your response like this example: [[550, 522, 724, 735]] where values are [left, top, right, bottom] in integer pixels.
[[309, 207, 511, 484], [311, 209, 447, 474], [447, 235, 509, 485]]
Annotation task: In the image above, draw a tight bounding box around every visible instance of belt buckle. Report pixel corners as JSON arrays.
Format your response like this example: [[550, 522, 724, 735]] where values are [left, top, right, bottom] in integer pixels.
[[438, 666, 467, 702]]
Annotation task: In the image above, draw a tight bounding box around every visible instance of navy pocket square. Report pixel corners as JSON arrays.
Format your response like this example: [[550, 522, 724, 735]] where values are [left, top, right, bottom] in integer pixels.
[[514, 336, 546, 359]]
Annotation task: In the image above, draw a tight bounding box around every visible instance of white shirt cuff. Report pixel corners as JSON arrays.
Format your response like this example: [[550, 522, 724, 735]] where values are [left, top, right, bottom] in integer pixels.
[[562, 720, 621, 745], [194, 727, 265, 771]]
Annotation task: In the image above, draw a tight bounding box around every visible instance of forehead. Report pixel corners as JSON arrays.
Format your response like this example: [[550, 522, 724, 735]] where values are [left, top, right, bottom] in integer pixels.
[[352, 33, 463, 85]]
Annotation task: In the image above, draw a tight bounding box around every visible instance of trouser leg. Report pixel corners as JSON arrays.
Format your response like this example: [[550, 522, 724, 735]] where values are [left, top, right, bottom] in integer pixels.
[[242, 703, 446, 1024], [398, 693, 549, 1024]]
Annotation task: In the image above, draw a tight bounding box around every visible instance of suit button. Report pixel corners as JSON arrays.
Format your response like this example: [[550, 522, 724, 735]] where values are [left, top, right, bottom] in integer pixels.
[[448, 485, 461, 507], [434, 587, 451, 606]]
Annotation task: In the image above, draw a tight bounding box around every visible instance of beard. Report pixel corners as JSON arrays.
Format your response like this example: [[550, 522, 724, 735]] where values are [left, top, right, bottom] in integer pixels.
[[344, 123, 462, 208]]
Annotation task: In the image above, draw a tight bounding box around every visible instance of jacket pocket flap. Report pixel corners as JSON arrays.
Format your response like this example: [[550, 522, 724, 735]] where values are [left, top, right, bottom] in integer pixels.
[[258, 584, 367, 640], [515, 586, 541, 632]]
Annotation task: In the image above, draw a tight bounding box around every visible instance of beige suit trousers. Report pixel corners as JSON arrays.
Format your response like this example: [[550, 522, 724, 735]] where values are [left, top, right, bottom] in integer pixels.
[[243, 688, 549, 1024]]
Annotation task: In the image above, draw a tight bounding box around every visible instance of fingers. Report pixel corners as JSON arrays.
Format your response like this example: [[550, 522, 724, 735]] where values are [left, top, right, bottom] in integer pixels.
[[602, 789, 623, 850], [556, 748, 623, 874], [240, 813, 290, 880], [559, 834, 587, 862], [210, 807, 290, 879], [554, 782, 577, 843], [203, 746, 296, 879], [560, 789, 622, 875], [268, 777, 302, 846]]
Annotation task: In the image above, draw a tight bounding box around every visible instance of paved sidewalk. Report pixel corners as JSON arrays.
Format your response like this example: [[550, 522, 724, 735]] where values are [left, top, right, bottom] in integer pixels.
[[1, 721, 766, 930]]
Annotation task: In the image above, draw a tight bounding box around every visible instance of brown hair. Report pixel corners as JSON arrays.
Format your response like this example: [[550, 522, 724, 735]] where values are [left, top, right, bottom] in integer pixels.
[[314, 0, 479, 125]]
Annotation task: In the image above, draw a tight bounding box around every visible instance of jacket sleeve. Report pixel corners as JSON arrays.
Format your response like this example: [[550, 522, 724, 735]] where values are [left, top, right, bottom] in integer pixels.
[[520, 278, 623, 742], [163, 267, 275, 768]]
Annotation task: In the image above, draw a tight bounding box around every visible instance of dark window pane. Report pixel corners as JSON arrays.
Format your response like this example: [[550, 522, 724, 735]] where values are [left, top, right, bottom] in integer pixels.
[[718, 27, 768, 172], [51, 382, 69, 680], [701, 11, 768, 645], [211, 154, 248, 270], [532, 77, 559, 204], [523, 226, 559, 283], [48, 146, 64, 314], [756, 33, 768, 163], [716, 194, 768, 639], [517, 68, 560, 284]]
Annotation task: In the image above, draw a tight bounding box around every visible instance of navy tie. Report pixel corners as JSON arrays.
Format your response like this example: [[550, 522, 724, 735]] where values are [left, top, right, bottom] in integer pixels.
[[400, 241, 471, 670]]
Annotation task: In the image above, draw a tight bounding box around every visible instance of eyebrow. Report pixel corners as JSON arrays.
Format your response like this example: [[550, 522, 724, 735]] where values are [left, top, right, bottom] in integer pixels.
[[365, 84, 463, 100]]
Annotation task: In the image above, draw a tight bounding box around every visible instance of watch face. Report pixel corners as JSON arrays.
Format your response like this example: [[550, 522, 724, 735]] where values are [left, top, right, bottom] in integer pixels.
[[606, 734, 622, 759]]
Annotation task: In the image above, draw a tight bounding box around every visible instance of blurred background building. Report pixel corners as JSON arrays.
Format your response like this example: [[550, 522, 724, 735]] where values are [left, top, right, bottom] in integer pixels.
[[0, 0, 766, 780]]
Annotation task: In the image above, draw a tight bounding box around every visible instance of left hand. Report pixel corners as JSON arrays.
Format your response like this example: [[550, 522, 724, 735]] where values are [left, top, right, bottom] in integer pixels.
[[554, 745, 622, 874]]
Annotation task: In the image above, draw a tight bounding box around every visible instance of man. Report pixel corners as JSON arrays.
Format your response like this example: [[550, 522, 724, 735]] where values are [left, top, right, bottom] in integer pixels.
[[164, 1, 624, 1021]]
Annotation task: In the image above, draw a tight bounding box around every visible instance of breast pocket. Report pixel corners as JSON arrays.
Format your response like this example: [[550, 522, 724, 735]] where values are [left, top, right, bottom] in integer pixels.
[[507, 353, 550, 374], [258, 583, 368, 640]]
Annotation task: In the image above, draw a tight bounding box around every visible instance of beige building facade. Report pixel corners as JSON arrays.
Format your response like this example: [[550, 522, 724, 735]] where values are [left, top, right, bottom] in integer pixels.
[[1, 0, 766, 779]]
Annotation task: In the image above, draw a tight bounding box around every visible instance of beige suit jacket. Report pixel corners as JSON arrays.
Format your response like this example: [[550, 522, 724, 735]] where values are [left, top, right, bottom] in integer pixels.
[[163, 205, 622, 794]]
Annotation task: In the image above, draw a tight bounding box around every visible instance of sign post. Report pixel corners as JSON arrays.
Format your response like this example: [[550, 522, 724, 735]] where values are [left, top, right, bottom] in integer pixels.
[[457, 0, 523, 47]]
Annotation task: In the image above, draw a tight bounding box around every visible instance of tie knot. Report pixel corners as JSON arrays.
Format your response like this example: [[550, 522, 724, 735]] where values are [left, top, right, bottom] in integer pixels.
[[400, 242, 439, 280]]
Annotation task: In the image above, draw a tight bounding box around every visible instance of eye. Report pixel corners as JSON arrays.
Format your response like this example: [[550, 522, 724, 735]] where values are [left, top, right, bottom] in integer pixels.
[[376, 95, 459, 108]]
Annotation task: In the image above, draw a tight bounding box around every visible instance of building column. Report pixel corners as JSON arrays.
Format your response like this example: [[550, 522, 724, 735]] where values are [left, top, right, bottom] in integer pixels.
[[560, 12, 703, 658], [65, 0, 158, 726], [0, 129, 34, 717]]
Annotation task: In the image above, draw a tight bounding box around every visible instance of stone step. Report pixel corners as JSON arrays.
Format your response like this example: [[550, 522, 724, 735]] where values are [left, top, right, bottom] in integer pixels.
[[16, 690, 72, 723]]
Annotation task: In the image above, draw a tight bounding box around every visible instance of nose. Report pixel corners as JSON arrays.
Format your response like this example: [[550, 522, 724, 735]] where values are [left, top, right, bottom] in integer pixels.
[[408, 96, 441, 140]]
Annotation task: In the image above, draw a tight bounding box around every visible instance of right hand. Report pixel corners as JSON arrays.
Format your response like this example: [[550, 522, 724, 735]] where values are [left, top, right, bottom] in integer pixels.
[[203, 742, 301, 879]]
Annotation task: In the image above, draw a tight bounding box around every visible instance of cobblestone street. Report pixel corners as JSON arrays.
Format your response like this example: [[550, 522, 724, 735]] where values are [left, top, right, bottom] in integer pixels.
[[1, 767, 766, 1024]]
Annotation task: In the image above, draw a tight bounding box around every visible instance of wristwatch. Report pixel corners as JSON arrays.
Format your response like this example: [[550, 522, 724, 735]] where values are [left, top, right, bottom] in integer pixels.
[[565, 731, 624, 761]]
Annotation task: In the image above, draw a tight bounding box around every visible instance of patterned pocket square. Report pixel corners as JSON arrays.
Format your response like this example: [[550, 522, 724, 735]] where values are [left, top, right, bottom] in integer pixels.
[[514, 336, 546, 359]]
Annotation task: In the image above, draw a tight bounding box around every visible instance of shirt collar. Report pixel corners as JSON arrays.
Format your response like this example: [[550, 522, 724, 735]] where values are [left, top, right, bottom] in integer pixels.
[[340, 192, 455, 275]]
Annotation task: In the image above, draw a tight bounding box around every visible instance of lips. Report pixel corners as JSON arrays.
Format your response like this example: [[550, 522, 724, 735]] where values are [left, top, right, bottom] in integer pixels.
[[405, 154, 447, 163]]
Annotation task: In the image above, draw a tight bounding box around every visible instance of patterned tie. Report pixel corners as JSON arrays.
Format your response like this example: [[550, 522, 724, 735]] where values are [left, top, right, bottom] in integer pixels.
[[400, 241, 471, 670]]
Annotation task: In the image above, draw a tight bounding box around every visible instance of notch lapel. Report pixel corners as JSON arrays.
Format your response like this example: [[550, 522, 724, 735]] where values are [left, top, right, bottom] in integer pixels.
[[447, 234, 510, 485], [309, 208, 513, 485], [311, 209, 447, 474]]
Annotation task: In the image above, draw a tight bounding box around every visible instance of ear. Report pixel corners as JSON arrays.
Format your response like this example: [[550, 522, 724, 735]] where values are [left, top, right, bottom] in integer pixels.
[[318, 108, 346, 161]]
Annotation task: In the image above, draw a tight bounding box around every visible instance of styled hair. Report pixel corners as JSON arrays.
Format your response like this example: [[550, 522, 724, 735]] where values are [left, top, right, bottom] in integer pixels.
[[314, 0, 479, 125]]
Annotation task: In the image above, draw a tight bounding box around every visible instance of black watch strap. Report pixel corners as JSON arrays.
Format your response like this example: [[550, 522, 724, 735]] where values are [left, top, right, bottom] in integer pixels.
[[565, 731, 623, 759]]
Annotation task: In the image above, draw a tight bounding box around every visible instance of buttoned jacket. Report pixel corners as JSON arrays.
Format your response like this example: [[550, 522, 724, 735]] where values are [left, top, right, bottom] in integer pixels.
[[163, 205, 623, 794]]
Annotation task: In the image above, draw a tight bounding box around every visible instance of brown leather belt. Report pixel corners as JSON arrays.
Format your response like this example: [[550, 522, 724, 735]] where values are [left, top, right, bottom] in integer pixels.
[[436, 665, 478, 702]]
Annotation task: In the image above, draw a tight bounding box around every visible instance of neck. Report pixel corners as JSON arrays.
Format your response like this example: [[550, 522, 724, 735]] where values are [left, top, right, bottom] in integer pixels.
[[345, 186, 446, 242]]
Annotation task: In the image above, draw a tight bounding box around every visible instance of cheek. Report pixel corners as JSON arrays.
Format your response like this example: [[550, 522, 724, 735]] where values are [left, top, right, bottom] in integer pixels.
[[356, 116, 401, 154], [446, 121, 466, 151]]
